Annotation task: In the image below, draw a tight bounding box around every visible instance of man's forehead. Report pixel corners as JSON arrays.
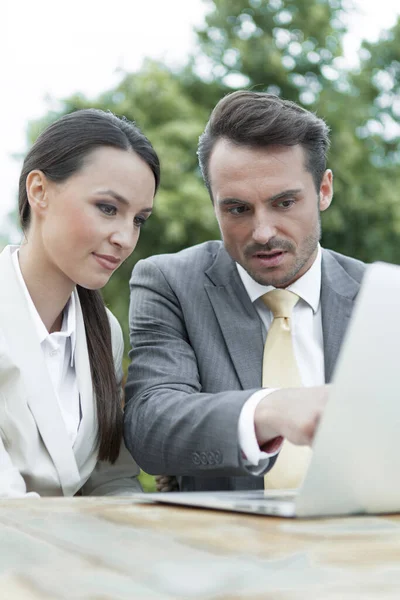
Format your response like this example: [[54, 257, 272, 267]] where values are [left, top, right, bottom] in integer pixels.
[[209, 139, 307, 167], [208, 140, 308, 183]]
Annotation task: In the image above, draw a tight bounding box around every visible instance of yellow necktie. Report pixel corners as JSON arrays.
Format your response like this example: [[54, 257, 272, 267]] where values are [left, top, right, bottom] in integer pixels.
[[261, 289, 311, 489]]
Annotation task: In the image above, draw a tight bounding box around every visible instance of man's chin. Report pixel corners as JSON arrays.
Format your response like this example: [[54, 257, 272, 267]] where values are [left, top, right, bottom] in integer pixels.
[[244, 264, 296, 288], [254, 274, 289, 288]]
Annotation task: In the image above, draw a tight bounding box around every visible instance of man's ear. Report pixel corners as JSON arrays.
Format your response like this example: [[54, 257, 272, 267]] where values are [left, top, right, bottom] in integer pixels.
[[26, 170, 49, 217], [319, 169, 333, 212]]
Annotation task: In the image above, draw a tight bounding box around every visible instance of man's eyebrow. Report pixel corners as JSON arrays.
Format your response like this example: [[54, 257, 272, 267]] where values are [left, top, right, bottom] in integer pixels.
[[269, 189, 303, 202], [217, 197, 251, 206], [217, 189, 303, 206], [97, 190, 152, 213]]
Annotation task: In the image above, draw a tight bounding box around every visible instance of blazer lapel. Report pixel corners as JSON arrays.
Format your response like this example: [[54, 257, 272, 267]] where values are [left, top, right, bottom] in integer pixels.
[[0, 247, 81, 495], [321, 250, 361, 382], [204, 246, 264, 389], [71, 291, 98, 469]]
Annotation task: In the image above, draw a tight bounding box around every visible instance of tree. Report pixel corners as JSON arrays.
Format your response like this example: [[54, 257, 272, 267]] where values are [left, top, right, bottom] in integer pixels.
[[190, 0, 400, 263], [12, 1, 400, 337], [9, 0, 400, 491], [193, 0, 347, 104], [21, 61, 219, 345], [320, 16, 400, 263]]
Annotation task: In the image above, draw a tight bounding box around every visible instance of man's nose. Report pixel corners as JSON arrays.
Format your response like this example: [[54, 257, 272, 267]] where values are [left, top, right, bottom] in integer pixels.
[[252, 216, 277, 245]]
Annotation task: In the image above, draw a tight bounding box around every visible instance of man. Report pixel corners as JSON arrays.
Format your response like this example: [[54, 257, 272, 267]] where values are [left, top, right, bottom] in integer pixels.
[[124, 91, 365, 492]]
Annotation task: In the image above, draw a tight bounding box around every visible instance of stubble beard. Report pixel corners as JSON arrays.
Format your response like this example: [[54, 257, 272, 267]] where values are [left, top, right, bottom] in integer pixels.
[[237, 219, 322, 288]]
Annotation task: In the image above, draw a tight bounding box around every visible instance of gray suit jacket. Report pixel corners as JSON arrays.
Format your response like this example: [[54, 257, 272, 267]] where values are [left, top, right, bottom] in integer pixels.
[[124, 241, 365, 491]]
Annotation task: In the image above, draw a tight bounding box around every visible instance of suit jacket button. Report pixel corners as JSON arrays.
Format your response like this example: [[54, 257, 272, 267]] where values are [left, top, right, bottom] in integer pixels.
[[200, 452, 208, 465], [192, 452, 201, 465]]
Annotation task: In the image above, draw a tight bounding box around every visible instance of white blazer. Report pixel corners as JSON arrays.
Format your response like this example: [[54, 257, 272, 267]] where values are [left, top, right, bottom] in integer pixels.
[[0, 246, 141, 497]]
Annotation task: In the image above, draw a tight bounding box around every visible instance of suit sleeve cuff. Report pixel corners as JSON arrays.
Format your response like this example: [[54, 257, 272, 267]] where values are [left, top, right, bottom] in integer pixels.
[[238, 388, 283, 473]]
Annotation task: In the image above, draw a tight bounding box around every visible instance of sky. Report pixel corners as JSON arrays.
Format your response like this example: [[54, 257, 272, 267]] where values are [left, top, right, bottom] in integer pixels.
[[1, 0, 400, 238]]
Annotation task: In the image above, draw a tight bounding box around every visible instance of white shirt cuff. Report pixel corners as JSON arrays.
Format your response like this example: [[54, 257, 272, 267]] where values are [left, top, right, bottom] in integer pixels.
[[239, 388, 281, 474]]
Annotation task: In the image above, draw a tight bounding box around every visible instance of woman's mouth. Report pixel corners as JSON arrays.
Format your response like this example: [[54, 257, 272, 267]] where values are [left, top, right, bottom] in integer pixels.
[[92, 252, 121, 271]]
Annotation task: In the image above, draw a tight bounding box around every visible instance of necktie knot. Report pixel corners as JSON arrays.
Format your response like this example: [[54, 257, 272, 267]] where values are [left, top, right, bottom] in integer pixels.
[[261, 289, 299, 319]]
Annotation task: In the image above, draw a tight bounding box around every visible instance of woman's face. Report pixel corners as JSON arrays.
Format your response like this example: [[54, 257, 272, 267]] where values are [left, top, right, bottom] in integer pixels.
[[28, 146, 155, 290]]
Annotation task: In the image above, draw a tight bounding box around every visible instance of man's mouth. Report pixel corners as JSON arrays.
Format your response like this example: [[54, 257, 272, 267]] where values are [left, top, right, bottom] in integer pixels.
[[251, 250, 287, 267]]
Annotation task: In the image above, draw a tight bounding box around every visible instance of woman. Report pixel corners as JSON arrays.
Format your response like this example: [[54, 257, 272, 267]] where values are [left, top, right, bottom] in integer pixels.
[[0, 108, 160, 497]]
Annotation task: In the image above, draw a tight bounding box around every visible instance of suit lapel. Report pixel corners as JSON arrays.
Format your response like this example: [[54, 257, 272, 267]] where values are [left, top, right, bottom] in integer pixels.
[[204, 246, 264, 389], [321, 250, 361, 382], [0, 247, 81, 495]]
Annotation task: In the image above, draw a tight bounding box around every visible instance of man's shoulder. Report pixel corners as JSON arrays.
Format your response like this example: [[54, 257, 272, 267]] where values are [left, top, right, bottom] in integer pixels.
[[136, 241, 224, 273], [322, 248, 366, 283]]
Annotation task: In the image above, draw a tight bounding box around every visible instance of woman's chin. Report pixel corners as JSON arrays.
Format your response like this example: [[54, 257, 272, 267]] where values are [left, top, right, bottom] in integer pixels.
[[75, 275, 112, 290]]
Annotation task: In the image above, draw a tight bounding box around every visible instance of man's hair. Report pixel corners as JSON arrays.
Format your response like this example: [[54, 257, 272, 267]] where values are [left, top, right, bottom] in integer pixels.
[[197, 90, 330, 198]]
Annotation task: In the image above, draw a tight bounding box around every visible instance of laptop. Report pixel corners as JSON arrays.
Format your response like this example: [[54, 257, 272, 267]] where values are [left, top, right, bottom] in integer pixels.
[[145, 261, 400, 518]]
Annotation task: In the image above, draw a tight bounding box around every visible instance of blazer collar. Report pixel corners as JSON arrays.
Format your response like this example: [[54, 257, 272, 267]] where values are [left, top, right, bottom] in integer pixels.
[[204, 244, 362, 387], [204, 245, 264, 389], [321, 249, 361, 382], [0, 247, 83, 494], [237, 245, 322, 314]]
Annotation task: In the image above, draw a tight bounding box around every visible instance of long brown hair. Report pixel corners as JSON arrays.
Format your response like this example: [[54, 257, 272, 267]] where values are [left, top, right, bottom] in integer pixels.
[[18, 109, 160, 462]]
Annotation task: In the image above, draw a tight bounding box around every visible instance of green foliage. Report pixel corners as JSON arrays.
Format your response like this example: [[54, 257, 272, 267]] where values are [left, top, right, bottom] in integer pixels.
[[21, 61, 219, 343], [192, 0, 400, 265], [194, 0, 347, 103], [98, 63, 220, 342], [9, 0, 400, 340], [318, 16, 400, 264], [7, 0, 400, 485]]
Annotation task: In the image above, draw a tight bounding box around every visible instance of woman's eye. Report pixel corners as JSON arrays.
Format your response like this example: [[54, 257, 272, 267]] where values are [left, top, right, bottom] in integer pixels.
[[97, 203, 117, 216], [134, 215, 147, 228]]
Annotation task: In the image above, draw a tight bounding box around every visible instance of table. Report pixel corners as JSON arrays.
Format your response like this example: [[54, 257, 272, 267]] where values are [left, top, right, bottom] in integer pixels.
[[0, 496, 399, 599]]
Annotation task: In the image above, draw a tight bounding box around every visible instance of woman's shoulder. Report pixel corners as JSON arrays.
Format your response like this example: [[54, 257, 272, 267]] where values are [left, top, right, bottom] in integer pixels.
[[105, 308, 124, 355], [105, 307, 121, 332], [105, 307, 123, 338]]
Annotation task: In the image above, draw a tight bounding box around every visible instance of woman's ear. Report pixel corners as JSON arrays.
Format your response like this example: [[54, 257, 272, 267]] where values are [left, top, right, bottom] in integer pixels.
[[319, 169, 333, 212], [26, 170, 48, 217]]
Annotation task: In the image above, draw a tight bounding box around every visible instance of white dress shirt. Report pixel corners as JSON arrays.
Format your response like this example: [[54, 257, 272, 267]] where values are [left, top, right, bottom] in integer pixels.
[[237, 246, 325, 471], [11, 249, 81, 446]]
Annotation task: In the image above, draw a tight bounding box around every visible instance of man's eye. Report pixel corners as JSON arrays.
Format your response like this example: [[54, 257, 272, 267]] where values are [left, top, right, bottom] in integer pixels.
[[228, 205, 247, 215], [97, 203, 117, 216], [277, 199, 295, 209]]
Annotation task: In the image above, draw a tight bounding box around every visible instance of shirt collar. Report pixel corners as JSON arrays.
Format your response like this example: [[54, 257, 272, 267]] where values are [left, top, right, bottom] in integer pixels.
[[236, 245, 322, 314], [11, 246, 77, 362]]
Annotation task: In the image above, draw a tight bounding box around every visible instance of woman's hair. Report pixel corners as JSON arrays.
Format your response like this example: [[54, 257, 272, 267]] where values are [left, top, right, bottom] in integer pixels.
[[18, 109, 160, 463]]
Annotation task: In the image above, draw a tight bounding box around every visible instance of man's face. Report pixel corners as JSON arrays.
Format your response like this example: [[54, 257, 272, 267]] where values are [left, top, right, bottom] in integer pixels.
[[209, 140, 333, 287]]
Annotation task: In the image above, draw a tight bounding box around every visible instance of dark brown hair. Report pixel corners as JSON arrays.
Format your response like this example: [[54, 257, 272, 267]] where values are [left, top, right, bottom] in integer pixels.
[[198, 90, 330, 198], [18, 109, 160, 463]]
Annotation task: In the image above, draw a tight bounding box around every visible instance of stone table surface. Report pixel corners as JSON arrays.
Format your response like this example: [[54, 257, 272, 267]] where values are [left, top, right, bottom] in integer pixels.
[[0, 496, 399, 599]]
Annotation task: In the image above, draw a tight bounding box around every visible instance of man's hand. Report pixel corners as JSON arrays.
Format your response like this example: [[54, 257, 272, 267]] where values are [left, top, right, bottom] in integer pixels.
[[254, 385, 330, 448]]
